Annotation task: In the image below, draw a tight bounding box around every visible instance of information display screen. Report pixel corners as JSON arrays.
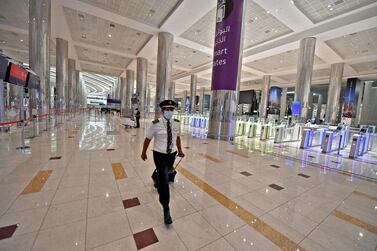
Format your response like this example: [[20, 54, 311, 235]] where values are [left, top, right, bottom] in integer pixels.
[[26, 73, 40, 89], [0, 55, 8, 79], [7, 63, 28, 86], [292, 101, 301, 116]]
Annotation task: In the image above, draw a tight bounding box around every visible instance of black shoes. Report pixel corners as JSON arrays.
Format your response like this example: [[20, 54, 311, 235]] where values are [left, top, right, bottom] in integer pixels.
[[164, 210, 172, 225]]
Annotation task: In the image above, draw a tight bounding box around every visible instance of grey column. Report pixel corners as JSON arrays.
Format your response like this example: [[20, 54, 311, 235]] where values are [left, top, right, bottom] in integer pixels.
[[125, 70, 134, 116], [120, 77, 127, 116], [307, 91, 314, 120], [199, 87, 205, 114], [325, 63, 344, 124], [316, 94, 323, 124], [136, 57, 148, 116], [259, 75, 270, 118], [181, 90, 188, 113], [67, 59, 76, 112], [169, 81, 175, 100], [55, 38, 68, 114], [29, 0, 51, 114], [280, 88, 287, 119], [0, 80, 4, 129], [155, 32, 173, 118], [190, 75, 197, 113], [294, 37, 316, 122], [75, 71, 80, 109]]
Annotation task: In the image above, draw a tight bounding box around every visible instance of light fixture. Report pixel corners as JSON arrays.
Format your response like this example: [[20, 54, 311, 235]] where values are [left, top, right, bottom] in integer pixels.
[[0, 40, 6, 44], [108, 34, 112, 38], [82, 34, 86, 39], [290, 0, 295, 5], [78, 14, 84, 21], [20, 39, 24, 42], [148, 9, 156, 17]]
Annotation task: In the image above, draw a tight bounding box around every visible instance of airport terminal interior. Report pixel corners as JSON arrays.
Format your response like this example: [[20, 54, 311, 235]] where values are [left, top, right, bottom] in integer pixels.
[[0, 0, 377, 250]]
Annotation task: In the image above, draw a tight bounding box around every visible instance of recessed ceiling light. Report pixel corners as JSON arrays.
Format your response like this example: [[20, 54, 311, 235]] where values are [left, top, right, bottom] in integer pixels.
[[0, 40, 6, 44], [266, 10, 270, 14], [334, 0, 344, 5], [329, 7, 334, 11], [290, 0, 295, 5], [82, 34, 86, 39], [148, 9, 156, 17], [20, 39, 23, 42], [108, 34, 112, 38], [78, 14, 84, 21]]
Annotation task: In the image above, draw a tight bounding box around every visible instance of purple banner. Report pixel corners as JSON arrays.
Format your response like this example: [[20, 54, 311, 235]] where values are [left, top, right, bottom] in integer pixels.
[[342, 78, 360, 118], [211, 0, 245, 91], [268, 87, 282, 115]]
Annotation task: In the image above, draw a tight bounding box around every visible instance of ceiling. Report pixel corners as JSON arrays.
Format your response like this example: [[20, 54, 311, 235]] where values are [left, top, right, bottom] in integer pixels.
[[0, 0, 376, 96]]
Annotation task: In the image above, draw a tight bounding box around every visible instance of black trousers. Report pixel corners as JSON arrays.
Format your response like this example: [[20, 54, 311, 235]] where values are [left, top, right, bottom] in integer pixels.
[[153, 151, 176, 211], [136, 117, 140, 128]]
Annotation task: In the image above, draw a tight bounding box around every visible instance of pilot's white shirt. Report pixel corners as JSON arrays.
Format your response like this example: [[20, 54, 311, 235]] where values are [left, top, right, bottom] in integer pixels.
[[146, 117, 181, 154]]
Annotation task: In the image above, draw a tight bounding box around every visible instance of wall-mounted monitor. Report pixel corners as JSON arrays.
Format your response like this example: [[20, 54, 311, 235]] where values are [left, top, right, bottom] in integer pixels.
[[291, 101, 301, 116], [26, 72, 40, 89], [6, 62, 28, 86], [0, 55, 8, 80]]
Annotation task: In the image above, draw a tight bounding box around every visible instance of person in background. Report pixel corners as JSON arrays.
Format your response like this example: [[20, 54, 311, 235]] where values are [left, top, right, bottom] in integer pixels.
[[135, 108, 141, 128], [140, 100, 185, 224]]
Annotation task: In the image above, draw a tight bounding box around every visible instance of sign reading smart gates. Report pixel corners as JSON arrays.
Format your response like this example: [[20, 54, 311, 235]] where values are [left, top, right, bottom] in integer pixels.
[[211, 0, 245, 91], [7, 63, 28, 86]]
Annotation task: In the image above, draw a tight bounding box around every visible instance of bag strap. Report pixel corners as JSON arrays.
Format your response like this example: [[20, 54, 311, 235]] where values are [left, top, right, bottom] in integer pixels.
[[173, 157, 183, 170]]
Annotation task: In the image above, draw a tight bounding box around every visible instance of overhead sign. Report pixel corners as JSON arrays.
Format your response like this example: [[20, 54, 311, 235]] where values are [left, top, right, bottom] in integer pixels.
[[7, 63, 28, 86], [211, 0, 245, 91], [0, 55, 8, 80], [26, 73, 40, 90], [107, 98, 121, 104]]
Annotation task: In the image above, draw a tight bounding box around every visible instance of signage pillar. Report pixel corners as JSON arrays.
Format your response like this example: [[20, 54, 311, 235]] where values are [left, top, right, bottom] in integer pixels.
[[208, 0, 247, 140], [199, 87, 205, 114]]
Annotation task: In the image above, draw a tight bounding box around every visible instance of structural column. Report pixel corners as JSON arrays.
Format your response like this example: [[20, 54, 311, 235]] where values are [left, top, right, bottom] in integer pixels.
[[67, 59, 76, 113], [75, 71, 80, 109], [199, 87, 205, 114], [55, 38, 68, 114], [136, 57, 148, 116], [259, 75, 270, 118], [155, 32, 173, 118], [294, 37, 316, 122], [316, 94, 323, 123], [29, 0, 51, 114], [325, 63, 344, 124], [208, 0, 246, 140], [280, 88, 287, 119], [125, 70, 134, 116], [181, 90, 188, 113], [169, 81, 175, 100], [120, 77, 127, 116], [190, 75, 197, 113]]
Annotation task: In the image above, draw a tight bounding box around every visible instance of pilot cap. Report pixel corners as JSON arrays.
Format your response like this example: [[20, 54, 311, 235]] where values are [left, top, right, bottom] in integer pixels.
[[159, 100, 176, 109]]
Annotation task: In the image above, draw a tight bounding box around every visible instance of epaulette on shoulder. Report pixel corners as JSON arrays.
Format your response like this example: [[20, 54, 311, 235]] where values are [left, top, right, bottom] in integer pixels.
[[152, 119, 160, 124], [174, 119, 180, 122]]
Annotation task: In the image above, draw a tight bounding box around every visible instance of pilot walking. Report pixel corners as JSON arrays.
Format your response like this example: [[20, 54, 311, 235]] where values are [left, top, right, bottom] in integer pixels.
[[141, 100, 185, 224]]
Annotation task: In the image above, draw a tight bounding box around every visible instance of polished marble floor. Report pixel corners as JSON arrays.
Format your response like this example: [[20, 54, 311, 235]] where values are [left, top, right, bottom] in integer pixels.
[[0, 112, 376, 251]]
